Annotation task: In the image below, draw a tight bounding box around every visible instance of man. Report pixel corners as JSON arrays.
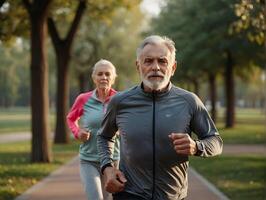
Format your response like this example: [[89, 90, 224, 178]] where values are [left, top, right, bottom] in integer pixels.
[[97, 35, 223, 200]]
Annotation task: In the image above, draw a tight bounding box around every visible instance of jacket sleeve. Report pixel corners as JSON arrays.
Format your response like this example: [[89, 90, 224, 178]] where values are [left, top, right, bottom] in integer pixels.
[[97, 96, 118, 169], [66, 94, 84, 139], [189, 94, 223, 157]]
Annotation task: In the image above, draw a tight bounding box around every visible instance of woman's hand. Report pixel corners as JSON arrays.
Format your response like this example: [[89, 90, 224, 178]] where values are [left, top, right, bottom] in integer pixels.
[[78, 129, 90, 142]]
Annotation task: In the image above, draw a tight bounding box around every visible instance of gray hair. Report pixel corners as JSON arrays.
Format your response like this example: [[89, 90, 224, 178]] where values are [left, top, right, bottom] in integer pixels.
[[136, 35, 176, 64], [92, 59, 117, 78]]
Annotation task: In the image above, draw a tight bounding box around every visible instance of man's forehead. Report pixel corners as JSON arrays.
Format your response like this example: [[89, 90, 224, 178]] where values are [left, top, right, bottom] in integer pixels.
[[140, 43, 170, 58]]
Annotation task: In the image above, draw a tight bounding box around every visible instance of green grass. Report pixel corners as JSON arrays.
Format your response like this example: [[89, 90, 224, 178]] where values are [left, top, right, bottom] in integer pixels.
[[217, 108, 265, 125], [0, 107, 265, 199], [218, 123, 266, 144], [0, 141, 78, 200], [0, 107, 55, 134], [214, 108, 266, 144], [190, 155, 266, 200]]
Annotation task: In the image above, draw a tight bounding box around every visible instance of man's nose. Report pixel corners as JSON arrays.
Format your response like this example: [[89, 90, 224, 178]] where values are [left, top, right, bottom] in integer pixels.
[[151, 61, 160, 71]]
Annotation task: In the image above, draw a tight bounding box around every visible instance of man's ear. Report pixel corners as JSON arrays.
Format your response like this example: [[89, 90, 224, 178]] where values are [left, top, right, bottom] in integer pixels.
[[171, 61, 177, 76], [136, 60, 140, 72]]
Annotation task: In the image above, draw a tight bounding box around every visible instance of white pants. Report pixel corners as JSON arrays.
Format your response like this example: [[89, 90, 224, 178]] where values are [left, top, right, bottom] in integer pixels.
[[79, 159, 112, 200]]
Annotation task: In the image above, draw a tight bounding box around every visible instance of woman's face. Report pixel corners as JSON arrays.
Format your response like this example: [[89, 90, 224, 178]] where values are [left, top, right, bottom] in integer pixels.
[[92, 64, 116, 90]]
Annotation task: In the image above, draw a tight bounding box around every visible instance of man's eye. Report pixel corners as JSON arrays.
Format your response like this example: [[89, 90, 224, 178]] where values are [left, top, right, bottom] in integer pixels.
[[158, 59, 168, 65], [105, 72, 111, 76], [98, 72, 103, 76], [144, 59, 153, 64]]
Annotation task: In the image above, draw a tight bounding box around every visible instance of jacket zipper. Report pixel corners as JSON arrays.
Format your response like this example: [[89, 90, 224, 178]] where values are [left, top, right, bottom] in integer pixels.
[[151, 92, 156, 199]]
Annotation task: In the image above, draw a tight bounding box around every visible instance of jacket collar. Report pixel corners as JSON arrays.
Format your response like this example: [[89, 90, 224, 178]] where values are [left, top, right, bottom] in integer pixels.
[[138, 82, 172, 97]]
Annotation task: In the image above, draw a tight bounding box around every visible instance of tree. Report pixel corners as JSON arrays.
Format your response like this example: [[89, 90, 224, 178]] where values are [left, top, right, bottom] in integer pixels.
[[48, 0, 141, 144], [230, 0, 265, 46], [152, 0, 264, 127], [22, 0, 52, 162], [48, 0, 86, 144], [71, 3, 143, 94]]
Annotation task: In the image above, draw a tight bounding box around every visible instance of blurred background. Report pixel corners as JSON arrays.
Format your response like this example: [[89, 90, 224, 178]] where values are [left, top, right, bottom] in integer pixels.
[[0, 0, 265, 199]]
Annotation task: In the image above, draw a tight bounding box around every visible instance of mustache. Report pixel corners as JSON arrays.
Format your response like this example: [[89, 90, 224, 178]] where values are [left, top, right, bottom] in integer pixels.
[[147, 72, 164, 78]]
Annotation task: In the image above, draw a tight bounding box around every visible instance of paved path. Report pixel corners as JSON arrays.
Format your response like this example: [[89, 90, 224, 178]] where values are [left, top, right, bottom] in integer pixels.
[[0, 132, 31, 143], [15, 157, 86, 200], [222, 144, 266, 155], [15, 156, 229, 200], [2, 132, 263, 200]]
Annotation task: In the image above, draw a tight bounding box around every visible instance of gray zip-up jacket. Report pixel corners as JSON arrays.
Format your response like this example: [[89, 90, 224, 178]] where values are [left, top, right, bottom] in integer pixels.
[[97, 83, 223, 200]]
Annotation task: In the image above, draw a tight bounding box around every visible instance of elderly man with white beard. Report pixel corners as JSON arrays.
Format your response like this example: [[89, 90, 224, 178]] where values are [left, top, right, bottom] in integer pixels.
[[97, 35, 223, 200]]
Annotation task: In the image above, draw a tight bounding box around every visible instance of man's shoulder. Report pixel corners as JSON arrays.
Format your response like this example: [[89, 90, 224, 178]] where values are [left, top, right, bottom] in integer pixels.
[[111, 85, 139, 103], [171, 86, 195, 98], [171, 86, 201, 105]]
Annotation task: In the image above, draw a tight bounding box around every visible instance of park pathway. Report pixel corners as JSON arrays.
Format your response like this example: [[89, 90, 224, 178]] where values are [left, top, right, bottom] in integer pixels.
[[1, 132, 264, 200], [14, 155, 229, 200], [0, 132, 30, 143]]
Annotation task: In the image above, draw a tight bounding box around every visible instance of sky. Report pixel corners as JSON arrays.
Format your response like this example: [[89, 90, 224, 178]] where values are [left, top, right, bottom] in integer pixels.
[[140, 0, 162, 16]]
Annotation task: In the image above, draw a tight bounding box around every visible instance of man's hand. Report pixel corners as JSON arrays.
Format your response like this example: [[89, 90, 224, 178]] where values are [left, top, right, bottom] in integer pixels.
[[78, 129, 90, 142], [103, 166, 127, 193], [169, 133, 197, 155]]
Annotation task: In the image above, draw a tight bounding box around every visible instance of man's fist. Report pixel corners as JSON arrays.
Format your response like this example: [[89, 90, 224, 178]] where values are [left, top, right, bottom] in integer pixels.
[[169, 133, 197, 155]]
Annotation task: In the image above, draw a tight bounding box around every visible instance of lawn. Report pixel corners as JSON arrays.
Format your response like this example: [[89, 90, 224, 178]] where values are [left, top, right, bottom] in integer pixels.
[[190, 108, 266, 200], [216, 108, 266, 144], [0, 107, 55, 134], [190, 155, 266, 200], [0, 141, 78, 200], [0, 107, 265, 199]]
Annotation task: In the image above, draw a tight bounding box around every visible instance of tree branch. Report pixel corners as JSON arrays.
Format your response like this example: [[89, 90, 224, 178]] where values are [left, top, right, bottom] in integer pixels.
[[65, 0, 86, 49], [47, 17, 61, 50]]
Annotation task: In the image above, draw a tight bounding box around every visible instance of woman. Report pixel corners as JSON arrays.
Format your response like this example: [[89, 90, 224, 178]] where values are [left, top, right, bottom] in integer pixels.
[[67, 59, 119, 200]]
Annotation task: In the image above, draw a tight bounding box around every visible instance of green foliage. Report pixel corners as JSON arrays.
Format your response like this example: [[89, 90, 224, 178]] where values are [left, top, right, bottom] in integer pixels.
[[0, 1, 29, 44], [0, 42, 29, 107], [0, 141, 78, 200], [191, 155, 266, 200], [151, 0, 265, 82], [71, 3, 144, 91], [47, 0, 140, 41], [230, 0, 265, 45]]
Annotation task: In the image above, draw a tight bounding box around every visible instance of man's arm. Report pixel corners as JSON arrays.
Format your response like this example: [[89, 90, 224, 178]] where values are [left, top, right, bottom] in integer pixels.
[[97, 95, 127, 193], [189, 94, 223, 157], [97, 96, 119, 170], [103, 165, 127, 193]]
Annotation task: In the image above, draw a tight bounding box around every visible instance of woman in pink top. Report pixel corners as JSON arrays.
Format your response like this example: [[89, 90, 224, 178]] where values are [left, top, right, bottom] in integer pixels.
[[67, 59, 119, 200]]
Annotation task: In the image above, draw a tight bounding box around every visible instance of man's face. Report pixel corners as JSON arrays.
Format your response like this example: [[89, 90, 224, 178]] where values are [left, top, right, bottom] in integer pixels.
[[136, 43, 176, 92]]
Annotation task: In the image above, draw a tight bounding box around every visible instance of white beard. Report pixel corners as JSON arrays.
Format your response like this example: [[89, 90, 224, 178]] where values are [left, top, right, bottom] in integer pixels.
[[140, 71, 170, 91]]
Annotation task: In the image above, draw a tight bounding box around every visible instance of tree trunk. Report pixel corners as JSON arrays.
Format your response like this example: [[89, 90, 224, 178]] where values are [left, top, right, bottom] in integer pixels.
[[208, 73, 217, 123], [224, 50, 235, 128], [48, 1, 86, 143], [24, 0, 52, 162], [54, 50, 70, 143]]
